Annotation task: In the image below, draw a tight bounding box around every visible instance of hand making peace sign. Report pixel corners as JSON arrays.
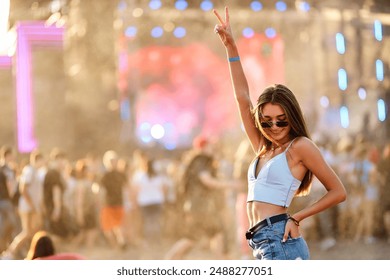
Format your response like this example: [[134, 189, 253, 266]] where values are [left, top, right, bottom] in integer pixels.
[[213, 7, 235, 48]]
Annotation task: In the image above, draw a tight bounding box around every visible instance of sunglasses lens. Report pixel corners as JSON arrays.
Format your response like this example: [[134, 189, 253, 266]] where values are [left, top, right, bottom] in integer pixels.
[[276, 121, 289, 127], [260, 122, 272, 128]]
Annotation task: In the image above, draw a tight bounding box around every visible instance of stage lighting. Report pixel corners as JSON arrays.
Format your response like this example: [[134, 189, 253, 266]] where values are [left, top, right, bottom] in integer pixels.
[[340, 106, 350, 128], [338, 68, 348, 90], [242, 27, 255, 38], [376, 59, 384, 81], [275, 1, 287, 12], [200, 0, 213, 11], [377, 99, 386, 121], [149, 0, 162, 10], [335, 33, 345, 54], [175, 0, 188, 11], [250, 1, 263, 12], [374, 20, 383, 41]]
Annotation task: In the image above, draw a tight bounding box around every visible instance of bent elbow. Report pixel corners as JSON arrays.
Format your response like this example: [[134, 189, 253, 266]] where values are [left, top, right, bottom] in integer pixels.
[[338, 189, 347, 203]]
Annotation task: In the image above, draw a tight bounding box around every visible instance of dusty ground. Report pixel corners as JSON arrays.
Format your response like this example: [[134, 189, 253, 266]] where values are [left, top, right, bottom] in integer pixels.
[[57, 238, 390, 260]]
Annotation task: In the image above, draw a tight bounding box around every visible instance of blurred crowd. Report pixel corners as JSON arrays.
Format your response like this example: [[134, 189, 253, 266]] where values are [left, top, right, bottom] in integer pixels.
[[0, 132, 390, 260]]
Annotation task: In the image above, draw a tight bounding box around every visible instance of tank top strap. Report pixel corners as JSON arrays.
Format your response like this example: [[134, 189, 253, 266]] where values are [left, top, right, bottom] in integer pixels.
[[285, 137, 298, 152]]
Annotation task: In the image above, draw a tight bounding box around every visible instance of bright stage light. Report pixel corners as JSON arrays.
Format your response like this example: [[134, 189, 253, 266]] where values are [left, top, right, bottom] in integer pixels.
[[338, 68, 348, 90], [175, 0, 188, 10], [250, 1, 263, 12], [200, 0, 213, 11], [151, 26, 164, 38], [242, 27, 255, 38], [125, 26, 137, 37], [149, 0, 162, 10], [377, 99, 386, 121], [265, 28, 276, 38], [151, 124, 165, 140], [173, 27, 186, 38], [340, 106, 349, 128], [376, 59, 384, 81], [276, 1, 287, 12], [336, 33, 345, 54], [358, 87, 367, 100], [297, 1, 310, 12], [374, 20, 383, 41], [320, 96, 330, 108]]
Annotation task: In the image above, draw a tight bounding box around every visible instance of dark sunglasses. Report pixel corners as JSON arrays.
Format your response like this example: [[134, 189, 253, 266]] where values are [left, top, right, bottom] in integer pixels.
[[260, 121, 289, 128]]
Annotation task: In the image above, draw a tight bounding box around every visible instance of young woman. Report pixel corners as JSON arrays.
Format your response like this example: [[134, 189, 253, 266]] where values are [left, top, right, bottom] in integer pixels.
[[213, 7, 347, 260]]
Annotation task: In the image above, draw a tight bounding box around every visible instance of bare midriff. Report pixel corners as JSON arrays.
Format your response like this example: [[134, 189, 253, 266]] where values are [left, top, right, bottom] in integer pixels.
[[247, 201, 287, 228]]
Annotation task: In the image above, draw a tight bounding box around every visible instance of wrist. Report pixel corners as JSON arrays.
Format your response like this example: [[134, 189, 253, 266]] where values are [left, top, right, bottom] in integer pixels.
[[288, 215, 300, 226], [228, 56, 240, 62]]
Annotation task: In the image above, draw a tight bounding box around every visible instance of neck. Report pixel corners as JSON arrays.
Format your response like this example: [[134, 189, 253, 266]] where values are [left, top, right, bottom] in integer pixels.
[[271, 138, 292, 151]]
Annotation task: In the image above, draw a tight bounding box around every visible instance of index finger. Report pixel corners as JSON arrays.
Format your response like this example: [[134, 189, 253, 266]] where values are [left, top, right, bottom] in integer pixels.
[[213, 9, 225, 25]]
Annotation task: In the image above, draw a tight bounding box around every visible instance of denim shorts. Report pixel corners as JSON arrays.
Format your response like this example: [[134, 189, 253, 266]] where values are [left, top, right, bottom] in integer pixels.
[[247, 218, 310, 260]]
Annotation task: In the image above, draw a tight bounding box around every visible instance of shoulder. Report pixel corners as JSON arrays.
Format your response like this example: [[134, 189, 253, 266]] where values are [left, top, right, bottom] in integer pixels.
[[289, 137, 321, 158], [291, 136, 316, 148]]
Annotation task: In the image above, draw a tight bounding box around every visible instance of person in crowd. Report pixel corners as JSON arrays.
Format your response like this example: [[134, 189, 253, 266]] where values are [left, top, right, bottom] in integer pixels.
[[1, 150, 45, 259], [25, 230, 85, 260], [353, 143, 380, 244], [0, 146, 18, 207], [74, 158, 99, 249], [164, 136, 241, 260], [0, 166, 19, 255], [98, 150, 127, 250], [0, 146, 20, 253], [132, 156, 167, 249], [377, 142, 390, 243], [42, 148, 73, 239], [213, 7, 346, 260]]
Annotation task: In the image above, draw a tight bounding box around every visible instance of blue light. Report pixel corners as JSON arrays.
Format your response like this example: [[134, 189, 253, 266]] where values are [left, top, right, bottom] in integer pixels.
[[200, 0, 213, 11], [120, 99, 130, 121], [374, 20, 383, 41], [275, 1, 287, 12], [149, 0, 162, 10], [298, 1, 310, 12], [340, 106, 350, 128], [175, 0, 188, 10], [125, 26, 137, 37], [173, 27, 186, 38], [336, 33, 346, 54], [357, 87, 367, 100], [376, 59, 384, 81], [140, 122, 151, 131], [151, 26, 164, 38], [320, 96, 329, 108], [141, 135, 153, 143], [242, 27, 255, 38], [265, 27, 276, 38], [164, 142, 177, 150], [117, 0, 127, 11], [250, 1, 263, 11], [378, 99, 386, 121], [338, 68, 348, 90], [139, 122, 152, 143]]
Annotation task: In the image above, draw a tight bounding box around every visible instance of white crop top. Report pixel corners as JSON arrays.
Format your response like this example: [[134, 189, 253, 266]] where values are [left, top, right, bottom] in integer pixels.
[[247, 139, 301, 207]]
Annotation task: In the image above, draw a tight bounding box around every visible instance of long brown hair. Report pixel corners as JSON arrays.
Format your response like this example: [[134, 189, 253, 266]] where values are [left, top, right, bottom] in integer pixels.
[[252, 84, 313, 196]]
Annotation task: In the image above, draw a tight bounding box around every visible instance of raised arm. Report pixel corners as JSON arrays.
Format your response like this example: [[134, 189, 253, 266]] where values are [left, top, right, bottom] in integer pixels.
[[213, 7, 264, 153]]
